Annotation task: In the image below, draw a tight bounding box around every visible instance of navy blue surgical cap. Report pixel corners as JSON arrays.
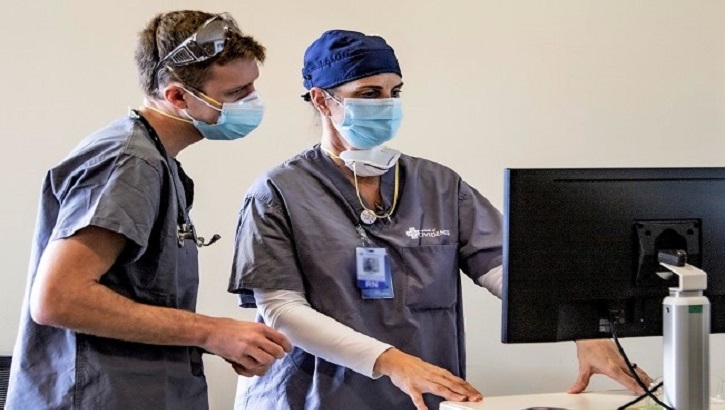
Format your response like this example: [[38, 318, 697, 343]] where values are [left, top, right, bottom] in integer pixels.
[[301, 30, 402, 93]]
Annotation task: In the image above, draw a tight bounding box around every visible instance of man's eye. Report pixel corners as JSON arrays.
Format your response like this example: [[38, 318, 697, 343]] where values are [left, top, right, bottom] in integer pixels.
[[392, 89, 403, 98], [231, 87, 251, 99]]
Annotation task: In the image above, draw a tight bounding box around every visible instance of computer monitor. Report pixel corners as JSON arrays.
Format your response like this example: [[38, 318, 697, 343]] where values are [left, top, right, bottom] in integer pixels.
[[502, 167, 725, 344]]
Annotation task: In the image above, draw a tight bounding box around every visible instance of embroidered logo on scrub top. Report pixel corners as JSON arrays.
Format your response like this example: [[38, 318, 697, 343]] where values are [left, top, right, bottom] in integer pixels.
[[405, 227, 451, 240]]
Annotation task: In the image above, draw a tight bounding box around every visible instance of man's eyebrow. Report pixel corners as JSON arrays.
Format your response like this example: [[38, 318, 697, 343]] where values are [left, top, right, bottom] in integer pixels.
[[224, 81, 253, 95]]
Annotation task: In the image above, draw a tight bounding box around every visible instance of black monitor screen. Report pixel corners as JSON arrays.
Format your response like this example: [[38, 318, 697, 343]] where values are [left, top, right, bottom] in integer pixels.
[[502, 168, 725, 343]]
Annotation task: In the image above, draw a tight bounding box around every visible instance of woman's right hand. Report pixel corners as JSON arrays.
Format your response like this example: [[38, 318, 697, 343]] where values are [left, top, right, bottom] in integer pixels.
[[373, 348, 483, 410]]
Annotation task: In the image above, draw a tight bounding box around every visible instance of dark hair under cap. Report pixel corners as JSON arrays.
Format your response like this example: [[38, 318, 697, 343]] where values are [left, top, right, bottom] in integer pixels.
[[301, 30, 402, 99]]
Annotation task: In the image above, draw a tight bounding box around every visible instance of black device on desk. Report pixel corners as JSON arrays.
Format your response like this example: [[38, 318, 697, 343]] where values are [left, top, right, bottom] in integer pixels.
[[0, 356, 11, 408], [501, 167, 725, 343]]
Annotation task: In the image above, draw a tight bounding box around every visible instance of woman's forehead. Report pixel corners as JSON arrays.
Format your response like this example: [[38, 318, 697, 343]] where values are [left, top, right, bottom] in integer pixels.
[[337, 73, 403, 90]]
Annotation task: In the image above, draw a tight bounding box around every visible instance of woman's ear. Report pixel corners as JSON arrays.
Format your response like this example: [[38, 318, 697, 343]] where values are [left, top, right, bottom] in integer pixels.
[[310, 87, 333, 117]]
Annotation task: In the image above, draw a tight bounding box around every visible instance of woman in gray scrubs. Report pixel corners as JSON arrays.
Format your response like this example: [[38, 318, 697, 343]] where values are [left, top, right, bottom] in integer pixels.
[[229, 30, 652, 410]]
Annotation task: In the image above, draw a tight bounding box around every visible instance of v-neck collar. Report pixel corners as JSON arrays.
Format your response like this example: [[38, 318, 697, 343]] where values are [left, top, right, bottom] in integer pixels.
[[313, 144, 398, 228]]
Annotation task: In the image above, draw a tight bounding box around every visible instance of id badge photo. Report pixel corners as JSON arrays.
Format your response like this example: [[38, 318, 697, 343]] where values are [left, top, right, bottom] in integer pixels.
[[356, 247, 394, 299]]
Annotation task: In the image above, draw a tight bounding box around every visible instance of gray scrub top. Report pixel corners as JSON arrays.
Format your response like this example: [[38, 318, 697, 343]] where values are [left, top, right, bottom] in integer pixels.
[[7, 116, 207, 409], [229, 145, 503, 410]]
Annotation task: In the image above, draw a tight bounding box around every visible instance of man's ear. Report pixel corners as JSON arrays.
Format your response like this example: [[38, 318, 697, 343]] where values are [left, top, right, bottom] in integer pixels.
[[310, 87, 333, 117], [163, 83, 189, 110]]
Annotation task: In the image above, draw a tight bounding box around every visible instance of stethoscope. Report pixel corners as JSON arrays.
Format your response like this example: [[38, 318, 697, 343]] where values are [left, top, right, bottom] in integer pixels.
[[130, 109, 220, 248]]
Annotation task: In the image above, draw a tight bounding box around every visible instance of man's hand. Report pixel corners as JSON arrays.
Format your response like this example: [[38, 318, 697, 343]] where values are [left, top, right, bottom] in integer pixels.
[[29, 225, 292, 378], [224, 357, 272, 377], [374, 348, 482, 410], [569, 339, 653, 394], [205, 318, 292, 377]]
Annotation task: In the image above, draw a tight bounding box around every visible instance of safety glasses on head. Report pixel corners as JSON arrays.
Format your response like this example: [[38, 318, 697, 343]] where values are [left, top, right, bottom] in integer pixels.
[[156, 13, 239, 73]]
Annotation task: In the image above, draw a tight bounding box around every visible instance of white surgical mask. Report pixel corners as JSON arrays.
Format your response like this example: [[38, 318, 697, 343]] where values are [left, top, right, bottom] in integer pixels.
[[338, 146, 401, 177]]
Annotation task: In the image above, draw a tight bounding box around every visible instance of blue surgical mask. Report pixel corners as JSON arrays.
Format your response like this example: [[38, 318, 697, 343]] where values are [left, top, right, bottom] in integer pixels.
[[188, 90, 265, 141], [329, 96, 403, 149]]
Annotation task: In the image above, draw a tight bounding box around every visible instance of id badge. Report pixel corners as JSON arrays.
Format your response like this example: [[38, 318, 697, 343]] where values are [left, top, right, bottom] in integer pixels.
[[356, 247, 394, 299]]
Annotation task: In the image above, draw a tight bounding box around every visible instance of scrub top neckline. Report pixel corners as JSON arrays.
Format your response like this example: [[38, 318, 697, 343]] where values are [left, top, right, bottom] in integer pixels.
[[313, 144, 398, 229]]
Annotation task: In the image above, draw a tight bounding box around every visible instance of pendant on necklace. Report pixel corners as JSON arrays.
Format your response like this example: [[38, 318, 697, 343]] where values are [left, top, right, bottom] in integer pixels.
[[360, 209, 377, 225]]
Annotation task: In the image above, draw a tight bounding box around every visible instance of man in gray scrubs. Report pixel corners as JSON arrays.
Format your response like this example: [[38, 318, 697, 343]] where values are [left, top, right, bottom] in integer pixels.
[[7, 10, 291, 409], [229, 30, 652, 410]]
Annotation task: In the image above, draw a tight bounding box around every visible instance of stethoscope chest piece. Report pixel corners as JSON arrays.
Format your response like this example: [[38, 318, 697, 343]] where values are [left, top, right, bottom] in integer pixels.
[[360, 209, 377, 225]]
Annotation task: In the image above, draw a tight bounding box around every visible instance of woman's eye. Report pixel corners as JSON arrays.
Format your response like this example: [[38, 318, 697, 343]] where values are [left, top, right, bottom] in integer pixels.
[[359, 90, 380, 98]]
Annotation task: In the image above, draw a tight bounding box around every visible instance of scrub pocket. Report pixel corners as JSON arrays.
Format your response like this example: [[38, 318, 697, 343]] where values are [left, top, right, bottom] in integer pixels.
[[399, 244, 458, 311]]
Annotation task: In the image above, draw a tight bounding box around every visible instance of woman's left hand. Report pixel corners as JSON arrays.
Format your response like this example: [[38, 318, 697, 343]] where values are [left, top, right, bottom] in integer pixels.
[[374, 348, 482, 410]]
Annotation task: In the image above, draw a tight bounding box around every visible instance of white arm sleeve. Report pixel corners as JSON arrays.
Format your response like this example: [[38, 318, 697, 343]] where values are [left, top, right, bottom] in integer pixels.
[[253, 288, 392, 378], [475, 264, 503, 299]]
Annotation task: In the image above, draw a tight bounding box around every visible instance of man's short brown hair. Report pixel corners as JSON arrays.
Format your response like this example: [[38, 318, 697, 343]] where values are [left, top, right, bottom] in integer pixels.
[[135, 10, 266, 96]]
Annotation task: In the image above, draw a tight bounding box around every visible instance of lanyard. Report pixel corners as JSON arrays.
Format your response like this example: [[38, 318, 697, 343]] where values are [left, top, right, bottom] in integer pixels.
[[129, 109, 219, 247], [322, 148, 400, 225]]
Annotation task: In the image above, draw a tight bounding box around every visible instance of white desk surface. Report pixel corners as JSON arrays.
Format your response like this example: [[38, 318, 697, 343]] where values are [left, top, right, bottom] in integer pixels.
[[441, 390, 725, 410]]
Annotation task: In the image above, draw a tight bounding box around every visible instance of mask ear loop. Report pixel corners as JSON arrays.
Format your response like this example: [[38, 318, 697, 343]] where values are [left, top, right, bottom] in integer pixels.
[[164, 66, 224, 112], [181, 86, 223, 112], [144, 105, 194, 124], [323, 90, 343, 105], [322, 90, 346, 126]]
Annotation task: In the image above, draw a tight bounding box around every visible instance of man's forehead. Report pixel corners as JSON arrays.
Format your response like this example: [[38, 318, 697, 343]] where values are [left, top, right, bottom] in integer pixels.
[[203, 58, 260, 91]]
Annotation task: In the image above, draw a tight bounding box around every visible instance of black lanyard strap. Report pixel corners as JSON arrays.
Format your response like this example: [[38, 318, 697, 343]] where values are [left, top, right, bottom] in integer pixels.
[[129, 110, 220, 248], [130, 109, 189, 231]]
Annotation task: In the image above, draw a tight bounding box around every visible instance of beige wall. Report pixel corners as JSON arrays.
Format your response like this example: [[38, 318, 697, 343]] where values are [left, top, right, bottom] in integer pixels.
[[1, 1, 724, 408]]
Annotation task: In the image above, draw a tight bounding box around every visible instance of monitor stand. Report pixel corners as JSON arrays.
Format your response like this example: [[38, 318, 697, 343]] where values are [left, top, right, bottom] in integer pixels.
[[659, 261, 711, 409]]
